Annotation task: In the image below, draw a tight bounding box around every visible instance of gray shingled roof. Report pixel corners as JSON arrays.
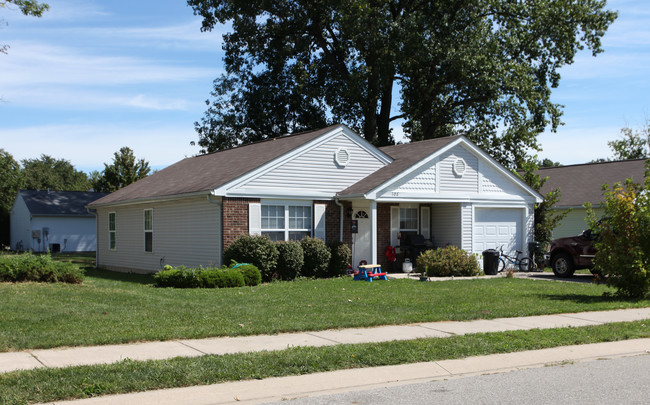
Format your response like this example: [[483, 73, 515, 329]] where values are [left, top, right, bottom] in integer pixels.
[[88, 125, 341, 207], [19, 190, 110, 217], [337, 135, 461, 196], [538, 159, 647, 207]]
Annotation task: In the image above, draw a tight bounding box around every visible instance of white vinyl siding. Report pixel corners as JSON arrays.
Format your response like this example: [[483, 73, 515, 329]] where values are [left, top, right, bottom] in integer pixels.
[[461, 203, 473, 251], [439, 146, 479, 193], [96, 196, 221, 273], [237, 134, 387, 195], [431, 203, 462, 247]]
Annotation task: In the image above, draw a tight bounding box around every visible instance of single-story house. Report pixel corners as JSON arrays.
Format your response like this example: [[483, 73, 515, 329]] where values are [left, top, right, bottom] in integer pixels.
[[538, 159, 647, 239], [88, 124, 542, 273], [10, 190, 109, 252]]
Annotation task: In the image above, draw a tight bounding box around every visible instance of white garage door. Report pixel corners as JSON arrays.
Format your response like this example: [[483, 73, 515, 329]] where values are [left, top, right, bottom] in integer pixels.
[[473, 208, 522, 256]]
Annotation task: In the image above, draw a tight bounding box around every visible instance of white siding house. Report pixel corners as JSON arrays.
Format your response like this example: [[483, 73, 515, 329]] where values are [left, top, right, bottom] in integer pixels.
[[10, 190, 108, 252], [89, 125, 542, 273]]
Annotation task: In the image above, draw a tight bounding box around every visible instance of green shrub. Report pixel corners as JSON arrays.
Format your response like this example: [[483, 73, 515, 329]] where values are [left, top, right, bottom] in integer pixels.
[[416, 246, 480, 277], [153, 265, 201, 288], [0, 253, 83, 284], [327, 241, 351, 277], [199, 268, 245, 288], [275, 241, 304, 280], [223, 235, 278, 282], [231, 263, 262, 286], [587, 169, 650, 299], [301, 237, 331, 278]]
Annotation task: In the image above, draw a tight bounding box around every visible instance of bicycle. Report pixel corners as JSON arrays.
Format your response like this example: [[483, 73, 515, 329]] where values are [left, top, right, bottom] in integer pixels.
[[497, 245, 532, 272]]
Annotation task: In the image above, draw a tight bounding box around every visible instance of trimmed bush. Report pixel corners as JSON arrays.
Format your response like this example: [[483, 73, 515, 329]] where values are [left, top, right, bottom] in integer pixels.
[[327, 241, 351, 277], [416, 246, 480, 277], [301, 237, 331, 278], [275, 241, 304, 280], [232, 263, 262, 286], [198, 268, 245, 288], [0, 253, 83, 284], [223, 235, 278, 282], [153, 265, 201, 288]]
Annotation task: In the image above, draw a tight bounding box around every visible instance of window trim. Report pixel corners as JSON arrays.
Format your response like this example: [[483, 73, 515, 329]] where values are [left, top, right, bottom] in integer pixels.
[[144, 209, 153, 253], [108, 212, 116, 251], [260, 200, 313, 242]]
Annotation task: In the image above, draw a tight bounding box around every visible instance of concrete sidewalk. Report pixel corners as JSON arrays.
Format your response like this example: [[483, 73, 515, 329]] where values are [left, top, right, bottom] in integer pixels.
[[37, 338, 650, 405], [2, 307, 650, 374]]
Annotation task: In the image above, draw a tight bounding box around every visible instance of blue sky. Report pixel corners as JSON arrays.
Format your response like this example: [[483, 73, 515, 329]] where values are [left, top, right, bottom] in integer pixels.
[[1, 0, 649, 173]]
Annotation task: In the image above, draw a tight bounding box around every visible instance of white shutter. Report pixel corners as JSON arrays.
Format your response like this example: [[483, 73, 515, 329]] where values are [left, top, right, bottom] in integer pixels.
[[314, 204, 326, 240], [390, 206, 400, 247], [249, 203, 261, 235], [421, 206, 430, 239]]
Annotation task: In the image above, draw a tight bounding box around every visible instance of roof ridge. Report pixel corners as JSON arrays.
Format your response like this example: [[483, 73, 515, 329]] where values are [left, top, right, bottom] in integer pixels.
[[537, 158, 647, 171]]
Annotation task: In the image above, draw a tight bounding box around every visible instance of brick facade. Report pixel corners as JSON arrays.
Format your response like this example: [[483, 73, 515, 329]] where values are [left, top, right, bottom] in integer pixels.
[[222, 197, 260, 252]]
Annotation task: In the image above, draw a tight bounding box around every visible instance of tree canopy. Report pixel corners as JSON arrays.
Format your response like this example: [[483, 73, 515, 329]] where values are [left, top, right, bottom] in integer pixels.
[[1, 0, 49, 54], [189, 0, 616, 168], [608, 122, 650, 161], [92, 147, 151, 193], [21, 155, 91, 191]]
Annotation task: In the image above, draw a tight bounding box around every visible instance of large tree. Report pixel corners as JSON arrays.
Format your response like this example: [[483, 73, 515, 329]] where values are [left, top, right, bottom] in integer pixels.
[[92, 147, 151, 193], [189, 0, 616, 168], [21, 155, 91, 191], [0, 149, 23, 245], [1, 0, 49, 54]]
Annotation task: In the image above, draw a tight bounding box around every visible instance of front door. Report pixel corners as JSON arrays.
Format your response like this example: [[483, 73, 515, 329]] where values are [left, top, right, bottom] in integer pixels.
[[352, 208, 371, 267]]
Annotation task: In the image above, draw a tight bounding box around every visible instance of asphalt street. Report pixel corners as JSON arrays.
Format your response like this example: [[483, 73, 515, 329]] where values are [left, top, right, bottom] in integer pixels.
[[265, 354, 650, 405]]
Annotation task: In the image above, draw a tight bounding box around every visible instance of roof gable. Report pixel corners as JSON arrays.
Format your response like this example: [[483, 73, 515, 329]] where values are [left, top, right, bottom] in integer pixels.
[[216, 125, 392, 198], [18, 190, 109, 217], [538, 159, 647, 207], [340, 136, 542, 202]]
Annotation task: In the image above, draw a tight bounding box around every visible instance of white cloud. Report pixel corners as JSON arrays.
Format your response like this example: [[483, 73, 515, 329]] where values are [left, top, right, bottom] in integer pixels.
[[1, 41, 216, 88]]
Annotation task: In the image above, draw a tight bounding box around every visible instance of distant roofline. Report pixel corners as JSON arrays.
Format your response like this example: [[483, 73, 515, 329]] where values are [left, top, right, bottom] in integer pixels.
[[537, 158, 648, 172]]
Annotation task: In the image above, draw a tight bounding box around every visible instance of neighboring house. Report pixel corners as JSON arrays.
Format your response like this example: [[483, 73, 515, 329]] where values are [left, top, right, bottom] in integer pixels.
[[538, 159, 647, 239], [10, 190, 109, 252], [88, 125, 542, 273]]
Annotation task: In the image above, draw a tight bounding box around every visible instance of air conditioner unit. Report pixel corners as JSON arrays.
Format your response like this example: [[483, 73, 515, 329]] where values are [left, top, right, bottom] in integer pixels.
[[32, 230, 41, 239]]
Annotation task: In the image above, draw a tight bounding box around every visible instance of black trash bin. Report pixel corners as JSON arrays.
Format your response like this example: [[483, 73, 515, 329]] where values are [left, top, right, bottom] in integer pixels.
[[482, 249, 500, 275], [528, 242, 541, 269]]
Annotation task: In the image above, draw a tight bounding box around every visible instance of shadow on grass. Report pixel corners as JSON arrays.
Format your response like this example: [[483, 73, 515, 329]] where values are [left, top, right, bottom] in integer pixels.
[[539, 292, 644, 304], [84, 267, 155, 286]]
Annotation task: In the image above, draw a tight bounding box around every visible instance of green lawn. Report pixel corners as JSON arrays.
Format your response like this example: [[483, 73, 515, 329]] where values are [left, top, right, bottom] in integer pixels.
[[1, 321, 648, 405], [1, 259, 648, 351]]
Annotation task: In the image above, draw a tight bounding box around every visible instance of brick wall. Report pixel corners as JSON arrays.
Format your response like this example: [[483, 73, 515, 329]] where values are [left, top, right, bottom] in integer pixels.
[[222, 197, 259, 252]]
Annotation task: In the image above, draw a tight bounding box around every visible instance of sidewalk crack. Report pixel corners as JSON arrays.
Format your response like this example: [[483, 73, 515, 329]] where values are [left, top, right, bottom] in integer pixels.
[[176, 341, 210, 356], [27, 351, 48, 368]]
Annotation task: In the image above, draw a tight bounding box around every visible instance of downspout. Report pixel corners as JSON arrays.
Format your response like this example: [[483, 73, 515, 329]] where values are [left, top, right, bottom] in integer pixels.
[[334, 197, 344, 242], [86, 207, 98, 269], [207, 193, 223, 266]]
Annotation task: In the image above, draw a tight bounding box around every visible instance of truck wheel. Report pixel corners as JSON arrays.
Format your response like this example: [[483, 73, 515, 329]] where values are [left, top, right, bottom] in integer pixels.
[[551, 253, 575, 278]]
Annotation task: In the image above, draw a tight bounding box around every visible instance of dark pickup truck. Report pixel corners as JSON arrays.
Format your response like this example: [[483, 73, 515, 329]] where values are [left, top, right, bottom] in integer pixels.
[[547, 230, 597, 277]]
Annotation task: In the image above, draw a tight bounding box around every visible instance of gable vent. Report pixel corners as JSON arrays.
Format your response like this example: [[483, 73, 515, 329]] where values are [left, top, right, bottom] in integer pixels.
[[334, 147, 350, 168]]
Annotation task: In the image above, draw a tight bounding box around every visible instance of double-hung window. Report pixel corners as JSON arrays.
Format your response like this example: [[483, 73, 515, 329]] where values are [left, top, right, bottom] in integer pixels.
[[108, 212, 116, 250], [261, 202, 312, 242], [144, 209, 153, 252], [399, 207, 418, 232]]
